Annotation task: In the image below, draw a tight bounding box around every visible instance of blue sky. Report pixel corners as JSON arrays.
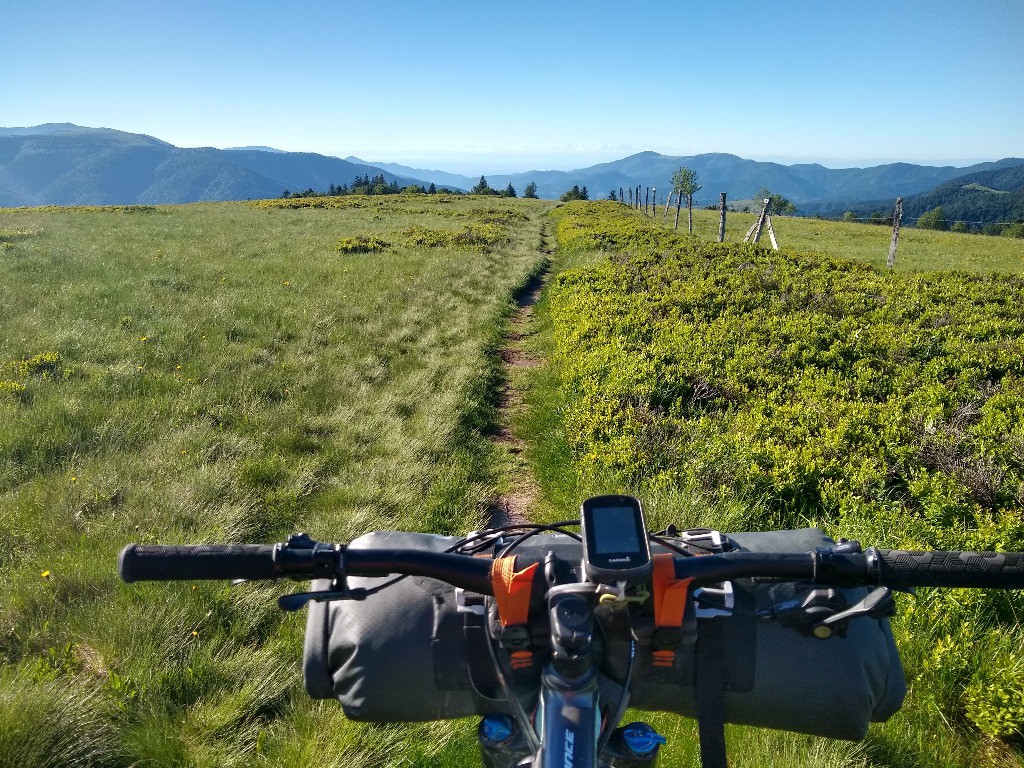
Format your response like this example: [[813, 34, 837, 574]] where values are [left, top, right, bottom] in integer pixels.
[[2, 1, 1022, 173]]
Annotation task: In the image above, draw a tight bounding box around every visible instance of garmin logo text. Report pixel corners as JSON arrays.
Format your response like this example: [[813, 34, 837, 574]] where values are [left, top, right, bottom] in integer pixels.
[[608, 556, 632, 563], [564, 730, 574, 767]]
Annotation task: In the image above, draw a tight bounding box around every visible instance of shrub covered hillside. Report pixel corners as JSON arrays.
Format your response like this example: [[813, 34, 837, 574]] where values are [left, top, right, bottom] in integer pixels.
[[549, 202, 1024, 757]]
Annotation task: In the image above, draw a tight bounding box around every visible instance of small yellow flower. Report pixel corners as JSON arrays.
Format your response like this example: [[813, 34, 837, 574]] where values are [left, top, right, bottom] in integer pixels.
[[41, 570, 51, 580], [181, 450, 187, 455], [140, 336, 148, 342], [284, 280, 290, 286], [70, 476, 77, 483], [191, 630, 199, 637]]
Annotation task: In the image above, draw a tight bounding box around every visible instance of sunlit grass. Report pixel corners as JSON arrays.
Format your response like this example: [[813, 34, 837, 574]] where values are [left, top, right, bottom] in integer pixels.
[[649, 206, 1024, 273], [0, 195, 553, 766]]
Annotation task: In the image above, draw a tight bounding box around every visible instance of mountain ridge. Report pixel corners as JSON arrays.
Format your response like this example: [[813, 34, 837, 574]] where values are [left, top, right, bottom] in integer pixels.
[[0, 125, 439, 206], [802, 164, 1024, 228], [350, 151, 1023, 206], [2, 124, 1021, 209]]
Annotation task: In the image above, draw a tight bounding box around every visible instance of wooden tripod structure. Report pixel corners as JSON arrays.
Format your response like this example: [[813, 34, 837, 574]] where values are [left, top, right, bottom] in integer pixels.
[[743, 197, 780, 250]]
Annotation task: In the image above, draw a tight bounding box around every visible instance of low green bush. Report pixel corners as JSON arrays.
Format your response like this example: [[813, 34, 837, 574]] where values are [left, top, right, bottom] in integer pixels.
[[335, 234, 390, 254], [548, 201, 1024, 743]]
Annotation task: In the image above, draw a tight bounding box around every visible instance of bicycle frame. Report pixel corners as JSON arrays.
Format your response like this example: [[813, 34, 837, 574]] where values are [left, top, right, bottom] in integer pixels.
[[479, 581, 661, 768]]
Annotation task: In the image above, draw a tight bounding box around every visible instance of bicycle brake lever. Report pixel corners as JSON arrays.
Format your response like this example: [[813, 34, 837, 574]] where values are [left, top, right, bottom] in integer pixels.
[[814, 587, 896, 637], [278, 589, 354, 611]]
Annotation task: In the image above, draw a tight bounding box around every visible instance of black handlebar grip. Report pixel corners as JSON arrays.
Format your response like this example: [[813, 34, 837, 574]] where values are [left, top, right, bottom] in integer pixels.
[[119, 544, 277, 583], [875, 549, 1024, 589]]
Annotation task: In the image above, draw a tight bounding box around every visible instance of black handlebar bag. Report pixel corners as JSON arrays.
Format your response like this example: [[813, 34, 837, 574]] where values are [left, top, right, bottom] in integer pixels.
[[622, 528, 907, 741], [303, 531, 495, 721], [302, 528, 906, 740]]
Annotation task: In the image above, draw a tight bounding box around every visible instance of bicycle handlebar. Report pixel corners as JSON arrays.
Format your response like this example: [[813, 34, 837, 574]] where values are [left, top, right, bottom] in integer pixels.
[[876, 548, 1024, 589], [119, 544, 278, 582], [118, 539, 1024, 591], [119, 542, 495, 594]]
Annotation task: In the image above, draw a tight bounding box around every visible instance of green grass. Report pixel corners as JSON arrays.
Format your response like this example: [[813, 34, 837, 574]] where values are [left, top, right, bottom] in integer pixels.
[[649, 206, 1024, 273], [0, 195, 553, 766], [516, 202, 1024, 768], [5, 194, 1023, 767]]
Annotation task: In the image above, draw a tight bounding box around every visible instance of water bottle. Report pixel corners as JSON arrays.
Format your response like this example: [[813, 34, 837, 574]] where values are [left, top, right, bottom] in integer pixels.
[[602, 721, 667, 767], [477, 713, 531, 768]]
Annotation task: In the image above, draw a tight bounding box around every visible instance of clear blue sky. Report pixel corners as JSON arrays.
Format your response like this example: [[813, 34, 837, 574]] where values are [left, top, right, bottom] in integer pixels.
[[2, 0, 1022, 173]]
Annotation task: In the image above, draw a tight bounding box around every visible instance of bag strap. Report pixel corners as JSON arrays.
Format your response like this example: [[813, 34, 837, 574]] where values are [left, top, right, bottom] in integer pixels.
[[696, 618, 729, 768], [490, 556, 540, 670], [651, 553, 694, 667]]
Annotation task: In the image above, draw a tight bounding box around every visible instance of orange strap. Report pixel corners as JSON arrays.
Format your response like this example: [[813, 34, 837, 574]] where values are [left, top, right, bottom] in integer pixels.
[[490, 556, 538, 627], [651, 553, 694, 667]]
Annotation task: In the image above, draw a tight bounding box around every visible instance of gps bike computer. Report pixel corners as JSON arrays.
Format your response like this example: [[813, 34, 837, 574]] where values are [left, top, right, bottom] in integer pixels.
[[580, 495, 653, 585]]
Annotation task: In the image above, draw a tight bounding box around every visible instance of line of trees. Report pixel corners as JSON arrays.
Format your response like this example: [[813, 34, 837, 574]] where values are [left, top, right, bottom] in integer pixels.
[[280, 174, 447, 198], [469, 177, 541, 199], [839, 205, 1024, 238], [471, 176, 518, 198], [560, 185, 589, 202], [278, 174, 548, 201]]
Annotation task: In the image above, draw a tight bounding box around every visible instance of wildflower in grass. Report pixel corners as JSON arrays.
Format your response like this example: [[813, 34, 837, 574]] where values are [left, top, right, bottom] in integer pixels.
[[139, 336, 148, 343], [41, 570, 51, 580]]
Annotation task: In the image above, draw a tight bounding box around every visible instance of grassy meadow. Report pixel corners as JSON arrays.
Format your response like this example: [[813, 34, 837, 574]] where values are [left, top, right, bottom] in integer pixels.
[[3, 194, 1024, 768], [0, 195, 552, 766], [516, 201, 1024, 768], [647, 205, 1024, 273]]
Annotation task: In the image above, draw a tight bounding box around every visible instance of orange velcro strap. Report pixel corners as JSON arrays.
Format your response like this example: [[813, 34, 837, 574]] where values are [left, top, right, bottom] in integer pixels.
[[652, 650, 677, 668], [490, 556, 539, 627], [509, 651, 534, 670], [651, 557, 692, 663]]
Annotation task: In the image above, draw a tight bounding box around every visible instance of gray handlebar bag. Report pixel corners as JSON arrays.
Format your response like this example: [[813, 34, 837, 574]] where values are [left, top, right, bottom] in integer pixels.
[[624, 528, 907, 740], [302, 528, 906, 739], [303, 531, 488, 721]]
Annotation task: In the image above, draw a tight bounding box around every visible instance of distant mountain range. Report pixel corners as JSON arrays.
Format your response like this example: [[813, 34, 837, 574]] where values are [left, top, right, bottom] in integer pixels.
[[803, 164, 1024, 228], [0, 124, 435, 207], [351, 153, 1024, 210], [1, 124, 1021, 217]]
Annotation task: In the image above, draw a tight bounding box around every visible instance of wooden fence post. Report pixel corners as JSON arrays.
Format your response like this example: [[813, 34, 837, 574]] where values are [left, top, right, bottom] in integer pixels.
[[645, 187, 650, 214], [718, 192, 727, 242], [674, 189, 683, 230], [620, 187, 624, 205], [652, 188, 656, 217], [664, 191, 673, 223], [744, 198, 771, 243], [636, 185, 641, 210], [766, 215, 779, 250], [887, 197, 903, 268]]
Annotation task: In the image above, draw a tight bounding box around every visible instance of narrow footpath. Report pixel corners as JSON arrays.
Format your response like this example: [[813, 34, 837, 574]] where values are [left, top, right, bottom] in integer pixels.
[[488, 221, 555, 526]]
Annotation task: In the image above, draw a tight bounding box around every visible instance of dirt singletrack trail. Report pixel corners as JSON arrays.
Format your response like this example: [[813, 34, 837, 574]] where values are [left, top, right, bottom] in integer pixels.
[[488, 221, 555, 526]]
